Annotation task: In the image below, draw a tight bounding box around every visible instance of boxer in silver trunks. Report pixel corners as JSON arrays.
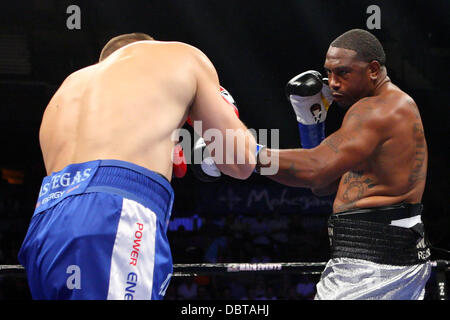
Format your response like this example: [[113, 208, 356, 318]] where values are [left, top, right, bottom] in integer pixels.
[[256, 29, 432, 299]]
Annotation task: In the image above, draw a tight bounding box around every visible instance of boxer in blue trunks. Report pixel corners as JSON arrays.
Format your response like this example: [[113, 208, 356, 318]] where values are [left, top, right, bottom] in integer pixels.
[[18, 33, 258, 300]]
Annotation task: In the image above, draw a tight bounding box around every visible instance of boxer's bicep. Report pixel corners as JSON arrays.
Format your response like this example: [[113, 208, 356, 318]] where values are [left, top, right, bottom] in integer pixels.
[[188, 49, 256, 178], [314, 101, 382, 184], [189, 49, 241, 134]]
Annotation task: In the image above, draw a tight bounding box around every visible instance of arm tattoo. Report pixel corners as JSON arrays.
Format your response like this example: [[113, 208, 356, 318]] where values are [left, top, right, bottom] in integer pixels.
[[407, 99, 421, 120], [344, 101, 376, 129], [345, 112, 363, 130], [323, 133, 345, 154], [409, 123, 426, 184], [287, 162, 301, 176]]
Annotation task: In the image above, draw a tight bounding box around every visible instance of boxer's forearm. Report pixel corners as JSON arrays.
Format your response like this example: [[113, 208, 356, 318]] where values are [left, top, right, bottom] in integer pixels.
[[214, 131, 257, 179], [257, 148, 329, 188]]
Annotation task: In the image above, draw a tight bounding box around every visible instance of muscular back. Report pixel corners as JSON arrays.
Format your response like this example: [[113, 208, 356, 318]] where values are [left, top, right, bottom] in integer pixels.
[[330, 83, 428, 212], [39, 41, 255, 180], [40, 41, 196, 178]]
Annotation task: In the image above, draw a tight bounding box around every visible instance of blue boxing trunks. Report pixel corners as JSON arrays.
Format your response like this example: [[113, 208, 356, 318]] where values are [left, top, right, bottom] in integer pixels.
[[18, 160, 174, 300], [315, 203, 432, 300]]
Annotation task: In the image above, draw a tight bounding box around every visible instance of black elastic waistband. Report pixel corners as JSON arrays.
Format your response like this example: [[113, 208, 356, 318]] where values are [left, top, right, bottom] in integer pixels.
[[328, 204, 430, 265], [333, 203, 423, 224]]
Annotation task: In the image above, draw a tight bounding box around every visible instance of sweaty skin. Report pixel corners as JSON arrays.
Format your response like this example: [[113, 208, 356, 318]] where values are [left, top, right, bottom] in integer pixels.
[[259, 47, 427, 213], [39, 41, 256, 181]]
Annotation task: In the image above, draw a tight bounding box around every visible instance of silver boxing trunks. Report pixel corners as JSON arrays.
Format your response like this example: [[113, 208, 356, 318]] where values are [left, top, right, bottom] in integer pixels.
[[315, 203, 432, 300]]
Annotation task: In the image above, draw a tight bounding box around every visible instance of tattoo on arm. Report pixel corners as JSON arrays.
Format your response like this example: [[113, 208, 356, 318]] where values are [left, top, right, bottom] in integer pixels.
[[322, 133, 345, 154], [407, 99, 421, 120], [343, 101, 376, 130], [409, 123, 426, 184], [287, 162, 301, 176], [345, 112, 363, 130], [322, 103, 373, 154]]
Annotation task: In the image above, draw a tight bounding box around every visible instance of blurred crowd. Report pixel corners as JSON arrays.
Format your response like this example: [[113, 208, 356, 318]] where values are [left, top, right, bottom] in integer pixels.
[[165, 210, 329, 300]]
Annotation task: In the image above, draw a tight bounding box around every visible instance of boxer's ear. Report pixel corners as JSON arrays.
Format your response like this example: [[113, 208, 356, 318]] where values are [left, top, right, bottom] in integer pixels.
[[367, 60, 381, 80]]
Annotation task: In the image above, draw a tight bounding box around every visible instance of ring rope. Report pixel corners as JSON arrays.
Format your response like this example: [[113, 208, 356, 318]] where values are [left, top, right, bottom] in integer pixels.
[[173, 262, 327, 276], [1, 260, 448, 276], [1, 261, 448, 299]]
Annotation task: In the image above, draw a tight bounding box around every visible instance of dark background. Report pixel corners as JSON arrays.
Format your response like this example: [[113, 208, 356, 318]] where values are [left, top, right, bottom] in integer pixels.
[[0, 0, 448, 300]]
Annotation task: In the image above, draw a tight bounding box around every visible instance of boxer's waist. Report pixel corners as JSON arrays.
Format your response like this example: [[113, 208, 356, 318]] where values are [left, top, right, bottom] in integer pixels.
[[34, 160, 174, 222], [333, 203, 423, 225], [328, 203, 430, 265]]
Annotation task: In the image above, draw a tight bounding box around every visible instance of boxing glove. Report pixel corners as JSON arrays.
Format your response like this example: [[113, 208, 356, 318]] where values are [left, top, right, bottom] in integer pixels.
[[172, 143, 187, 178], [286, 70, 333, 148], [191, 135, 265, 181], [190, 135, 221, 182]]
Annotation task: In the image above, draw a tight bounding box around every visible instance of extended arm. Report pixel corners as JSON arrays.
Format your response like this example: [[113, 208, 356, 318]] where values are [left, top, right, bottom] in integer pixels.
[[257, 99, 384, 189]]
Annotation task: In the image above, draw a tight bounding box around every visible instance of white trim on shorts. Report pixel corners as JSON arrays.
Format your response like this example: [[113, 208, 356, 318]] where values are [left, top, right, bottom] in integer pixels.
[[107, 198, 157, 300]]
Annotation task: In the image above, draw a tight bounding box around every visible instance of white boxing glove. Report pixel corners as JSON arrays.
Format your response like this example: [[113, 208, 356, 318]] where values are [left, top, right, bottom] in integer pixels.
[[286, 70, 333, 148]]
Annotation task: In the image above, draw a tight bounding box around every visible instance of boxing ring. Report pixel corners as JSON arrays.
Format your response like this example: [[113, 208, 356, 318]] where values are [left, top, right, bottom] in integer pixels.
[[1, 260, 448, 300]]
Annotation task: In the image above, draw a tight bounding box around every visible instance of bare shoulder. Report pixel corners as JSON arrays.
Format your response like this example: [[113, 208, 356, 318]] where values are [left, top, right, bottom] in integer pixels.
[[66, 63, 97, 81], [168, 41, 215, 69], [133, 40, 216, 74], [164, 42, 218, 79], [378, 85, 422, 123], [54, 65, 97, 95], [390, 87, 422, 120], [344, 86, 419, 131], [165, 41, 206, 55], [342, 96, 386, 131], [134, 40, 210, 60]]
